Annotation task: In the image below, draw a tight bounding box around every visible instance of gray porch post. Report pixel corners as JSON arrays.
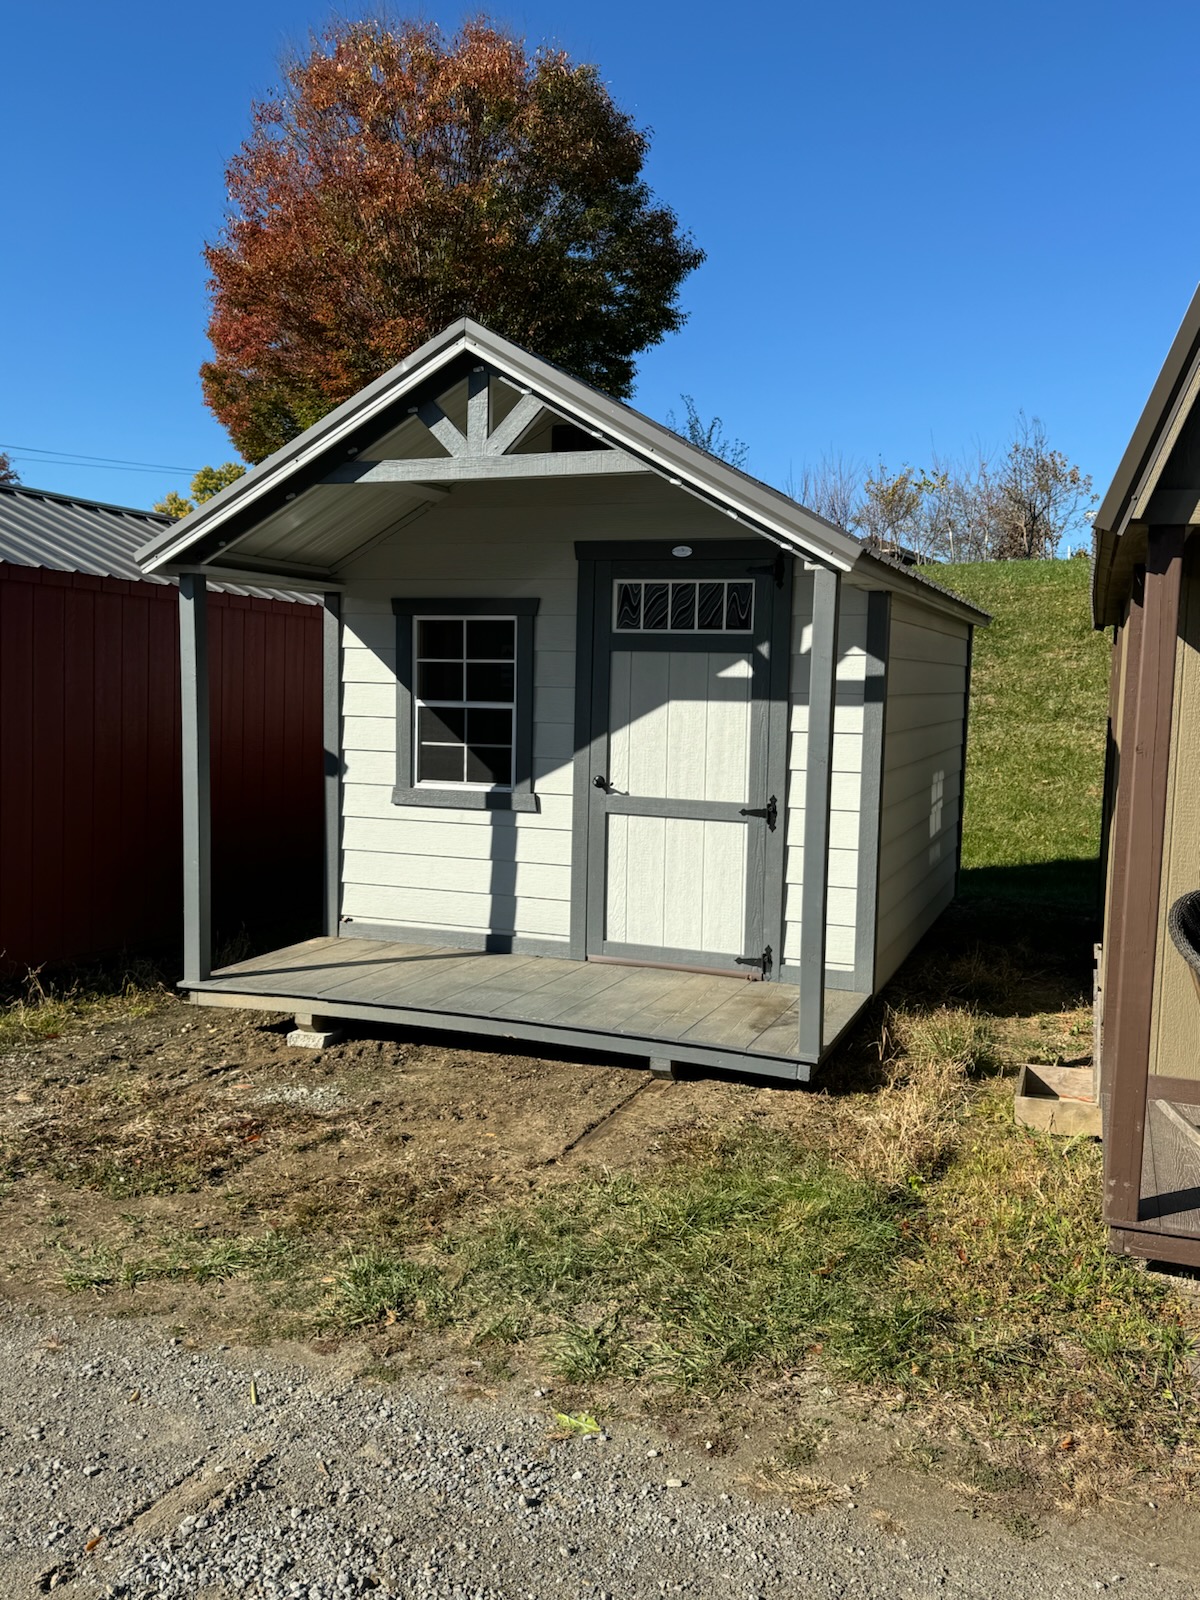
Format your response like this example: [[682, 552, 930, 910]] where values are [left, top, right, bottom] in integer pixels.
[[179, 573, 211, 984], [798, 565, 841, 1061], [323, 592, 343, 938]]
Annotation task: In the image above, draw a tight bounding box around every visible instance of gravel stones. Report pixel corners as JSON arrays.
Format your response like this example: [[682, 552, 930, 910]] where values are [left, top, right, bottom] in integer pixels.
[[0, 1304, 1190, 1600]]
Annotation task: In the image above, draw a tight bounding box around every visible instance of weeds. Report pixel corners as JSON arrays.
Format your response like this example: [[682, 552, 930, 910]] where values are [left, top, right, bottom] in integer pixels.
[[0, 963, 166, 1053]]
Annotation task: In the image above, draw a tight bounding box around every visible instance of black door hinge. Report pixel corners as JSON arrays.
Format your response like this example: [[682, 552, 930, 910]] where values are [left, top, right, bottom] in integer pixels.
[[736, 945, 773, 979], [739, 795, 778, 831], [747, 552, 786, 588]]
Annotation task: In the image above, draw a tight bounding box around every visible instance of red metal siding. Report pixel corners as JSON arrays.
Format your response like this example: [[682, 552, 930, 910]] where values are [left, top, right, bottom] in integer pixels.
[[0, 564, 323, 975]]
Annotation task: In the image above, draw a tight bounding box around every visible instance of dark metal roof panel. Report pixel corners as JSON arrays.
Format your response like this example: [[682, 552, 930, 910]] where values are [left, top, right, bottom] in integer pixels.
[[0, 484, 312, 602]]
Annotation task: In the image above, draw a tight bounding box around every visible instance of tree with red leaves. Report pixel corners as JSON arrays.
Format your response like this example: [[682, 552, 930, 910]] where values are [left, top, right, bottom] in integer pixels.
[[202, 17, 705, 462]]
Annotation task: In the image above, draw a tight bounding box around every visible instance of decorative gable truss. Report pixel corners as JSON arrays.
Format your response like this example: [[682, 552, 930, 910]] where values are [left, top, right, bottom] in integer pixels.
[[322, 367, 651, 487]]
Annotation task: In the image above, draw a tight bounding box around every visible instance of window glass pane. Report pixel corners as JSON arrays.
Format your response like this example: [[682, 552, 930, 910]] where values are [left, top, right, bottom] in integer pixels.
[[465, 661, 515, 702], [467, 744, 513, 785], [670, 583, 696, 629], [726, 582, 753, 630], [615, 582, 641, 630], [418, 743, 465, 783], [418, 619, 463, 659], [417, 661, 464, 701], [467, 707, 513, 745], [642, 582, 669, 630], [418, 705, 465, 744], [466, 619, 515, 660], [698, 582, 724, 629]]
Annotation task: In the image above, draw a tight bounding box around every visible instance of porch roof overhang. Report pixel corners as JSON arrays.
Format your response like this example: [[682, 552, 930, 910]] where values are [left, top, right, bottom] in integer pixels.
[[137, 320, 987, 626], [1093, 283, 1200, 629]]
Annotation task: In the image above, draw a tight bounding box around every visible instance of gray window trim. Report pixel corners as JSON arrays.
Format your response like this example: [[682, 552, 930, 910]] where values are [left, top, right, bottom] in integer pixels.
[[391, 597, 541, 812]]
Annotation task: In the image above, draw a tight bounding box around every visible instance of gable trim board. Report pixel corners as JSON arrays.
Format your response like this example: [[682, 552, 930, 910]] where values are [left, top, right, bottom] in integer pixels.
[[144, 319, 986, 1078]]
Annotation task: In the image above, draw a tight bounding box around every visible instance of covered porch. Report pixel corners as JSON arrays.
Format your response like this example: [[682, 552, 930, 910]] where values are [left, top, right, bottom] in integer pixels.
[[187, 935, 871, 1081]]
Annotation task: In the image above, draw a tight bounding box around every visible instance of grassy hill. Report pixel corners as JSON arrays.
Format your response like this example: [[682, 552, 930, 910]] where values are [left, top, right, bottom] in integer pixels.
[[936, 557, 1112, 914]]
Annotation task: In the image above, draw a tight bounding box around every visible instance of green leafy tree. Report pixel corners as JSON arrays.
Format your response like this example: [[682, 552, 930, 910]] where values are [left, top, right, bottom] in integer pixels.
[[154, 462, 245, 519], [202, 16, 705, 462]]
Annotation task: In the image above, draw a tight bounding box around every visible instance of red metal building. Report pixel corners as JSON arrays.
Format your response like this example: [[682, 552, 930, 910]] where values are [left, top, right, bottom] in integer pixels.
[[0, 485, 323, 975]]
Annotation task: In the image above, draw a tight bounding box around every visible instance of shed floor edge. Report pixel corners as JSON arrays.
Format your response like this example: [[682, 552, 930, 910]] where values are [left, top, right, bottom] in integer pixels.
[[183, 983, 817, 1082]]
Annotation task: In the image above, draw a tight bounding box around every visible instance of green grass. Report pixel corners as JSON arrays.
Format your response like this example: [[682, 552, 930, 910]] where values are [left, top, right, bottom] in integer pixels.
[[57, 1228, 305, 1292], [937, 557, 1111, 914]]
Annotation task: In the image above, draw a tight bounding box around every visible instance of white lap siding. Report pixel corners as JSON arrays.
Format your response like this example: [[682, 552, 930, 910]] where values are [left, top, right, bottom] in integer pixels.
[[335, 476, 758, 946], [782, 572, 869, 980], [874, 597, 971, 986]]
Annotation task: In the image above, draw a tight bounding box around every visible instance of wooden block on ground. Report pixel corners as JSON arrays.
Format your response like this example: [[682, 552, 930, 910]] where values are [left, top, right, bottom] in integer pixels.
[[1014, 1064, 1102, 1136]]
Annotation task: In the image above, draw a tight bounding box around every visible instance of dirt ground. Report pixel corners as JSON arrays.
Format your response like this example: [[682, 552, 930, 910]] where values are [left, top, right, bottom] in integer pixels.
[[5, 988, 1200, 1578], [0, 996, 800, 1339]]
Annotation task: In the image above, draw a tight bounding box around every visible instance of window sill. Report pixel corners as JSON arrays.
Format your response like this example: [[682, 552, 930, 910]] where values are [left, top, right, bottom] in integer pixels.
[[391, 786, 541, 813]]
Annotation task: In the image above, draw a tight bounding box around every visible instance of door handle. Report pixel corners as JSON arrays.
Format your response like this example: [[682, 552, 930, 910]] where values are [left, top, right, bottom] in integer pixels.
[[593, 774, 614, 793]]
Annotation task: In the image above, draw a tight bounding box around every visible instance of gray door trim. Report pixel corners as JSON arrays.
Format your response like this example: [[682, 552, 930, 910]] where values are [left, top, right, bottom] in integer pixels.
[[577, 554, 787, 975], [798, 566, 841, 1057]]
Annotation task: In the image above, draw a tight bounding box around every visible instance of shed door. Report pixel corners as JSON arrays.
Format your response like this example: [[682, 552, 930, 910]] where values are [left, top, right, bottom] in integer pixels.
[[585, 561, 777, 976]]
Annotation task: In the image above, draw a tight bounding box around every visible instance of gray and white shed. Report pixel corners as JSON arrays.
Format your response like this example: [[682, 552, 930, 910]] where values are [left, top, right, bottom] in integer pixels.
[[137, 322, 986, 1081]]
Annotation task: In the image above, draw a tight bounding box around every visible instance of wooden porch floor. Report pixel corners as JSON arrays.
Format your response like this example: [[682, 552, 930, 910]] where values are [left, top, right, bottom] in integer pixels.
[[186, 935, 870, 1081]]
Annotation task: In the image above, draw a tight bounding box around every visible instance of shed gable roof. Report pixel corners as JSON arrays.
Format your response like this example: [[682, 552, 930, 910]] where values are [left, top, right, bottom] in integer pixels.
[[136, 319, 987, 625], [1093, 283, 1200, 628]]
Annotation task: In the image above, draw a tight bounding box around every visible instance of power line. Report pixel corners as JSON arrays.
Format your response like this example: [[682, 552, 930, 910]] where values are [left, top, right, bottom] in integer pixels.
[[0, 444, 199, 476]]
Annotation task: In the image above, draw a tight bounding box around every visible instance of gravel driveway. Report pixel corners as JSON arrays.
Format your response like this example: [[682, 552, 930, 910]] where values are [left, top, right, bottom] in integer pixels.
[[0, 1304, 1189, 1600]]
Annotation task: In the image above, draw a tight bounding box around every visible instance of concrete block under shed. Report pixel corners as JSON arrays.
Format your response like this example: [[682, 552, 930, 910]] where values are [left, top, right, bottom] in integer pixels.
[[287, 1014, 345, 1050]]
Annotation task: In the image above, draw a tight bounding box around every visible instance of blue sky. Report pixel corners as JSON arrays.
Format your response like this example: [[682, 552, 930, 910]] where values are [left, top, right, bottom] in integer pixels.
[[3, 2, 1198, 545]]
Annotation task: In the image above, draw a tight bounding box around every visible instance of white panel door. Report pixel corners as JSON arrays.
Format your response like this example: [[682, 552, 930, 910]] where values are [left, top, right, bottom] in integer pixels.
[[587, 565, 774, 974]]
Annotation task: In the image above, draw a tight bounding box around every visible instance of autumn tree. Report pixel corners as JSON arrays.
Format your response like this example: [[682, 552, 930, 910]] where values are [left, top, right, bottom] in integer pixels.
[[155, 461, 246, 519], [0, 452, 19, 488], [202, 17, 705, 462]]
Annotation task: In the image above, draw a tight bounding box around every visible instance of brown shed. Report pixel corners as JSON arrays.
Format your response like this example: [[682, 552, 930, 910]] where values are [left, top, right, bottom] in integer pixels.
[[1093, 286, 1200, 1267]]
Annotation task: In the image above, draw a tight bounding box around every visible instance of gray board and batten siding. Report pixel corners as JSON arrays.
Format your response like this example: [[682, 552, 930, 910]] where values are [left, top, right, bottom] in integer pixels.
[[140, 317, 986, 1078]]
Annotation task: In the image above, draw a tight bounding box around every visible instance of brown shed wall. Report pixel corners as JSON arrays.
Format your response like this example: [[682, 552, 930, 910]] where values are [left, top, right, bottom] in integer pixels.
[[0, 564, 323, 974], [1149, 538, 1200, 1080]]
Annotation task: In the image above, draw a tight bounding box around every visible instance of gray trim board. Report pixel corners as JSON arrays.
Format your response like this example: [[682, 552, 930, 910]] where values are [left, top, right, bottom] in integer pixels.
[[391, 596, 540, 813], [324, 450, 650, 484], [570, 556, 600, 960], [953, 623, 974, 902], [574, 540, 764, 563], [337, 922, 568, 958], [798, 567, 841, 1059], [179, 574, 212, 985], [323, 592, 343, 938], [854, 591, 890, 992]]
